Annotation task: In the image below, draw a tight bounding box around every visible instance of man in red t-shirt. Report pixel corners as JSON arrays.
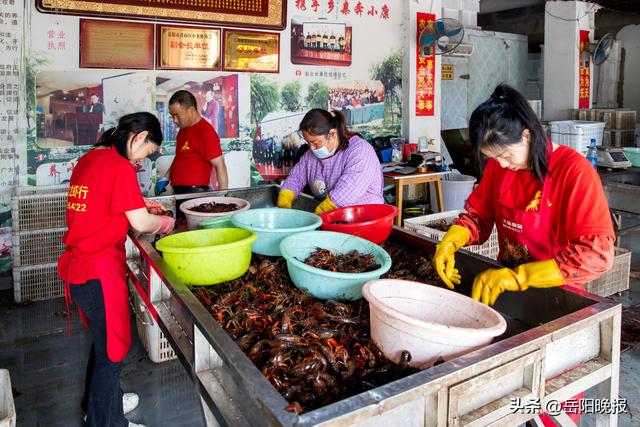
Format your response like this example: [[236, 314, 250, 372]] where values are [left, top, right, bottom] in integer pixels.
[[155, 90, 228, 194]]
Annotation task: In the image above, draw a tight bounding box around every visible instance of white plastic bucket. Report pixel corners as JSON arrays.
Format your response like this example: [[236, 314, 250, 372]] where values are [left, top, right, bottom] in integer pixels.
[[438, 173, 476, 212], [362, 279, 506, 368]]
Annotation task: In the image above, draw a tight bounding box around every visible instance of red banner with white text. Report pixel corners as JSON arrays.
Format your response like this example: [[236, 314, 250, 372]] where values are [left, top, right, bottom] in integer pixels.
[[416, 12, 436, 116]]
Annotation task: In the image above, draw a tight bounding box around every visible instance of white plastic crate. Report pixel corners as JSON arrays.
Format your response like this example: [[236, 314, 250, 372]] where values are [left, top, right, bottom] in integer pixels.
[[11, 193, 68, 232], [584, 248, 631, 297], [0, 369, 16, 427], [403, 210, 499, 259], [13, 184, 68, 197], [128, 280, 176, 363], [549, 120, 606, 156], [11, 227, 66, 267], [12, 262, 63, 303]]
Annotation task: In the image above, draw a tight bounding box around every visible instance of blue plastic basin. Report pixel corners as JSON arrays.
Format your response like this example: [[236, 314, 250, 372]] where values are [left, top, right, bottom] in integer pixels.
[[230, 208, 322, 256], [279, 231, 392, 300]]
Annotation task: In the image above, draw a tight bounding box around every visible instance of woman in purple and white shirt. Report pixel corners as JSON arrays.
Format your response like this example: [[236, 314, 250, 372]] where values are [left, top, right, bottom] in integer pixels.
[[277, 108, 384, 214]]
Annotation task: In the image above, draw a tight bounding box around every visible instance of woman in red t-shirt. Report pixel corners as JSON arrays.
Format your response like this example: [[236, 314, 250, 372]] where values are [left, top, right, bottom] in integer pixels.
[[433, 84, 615, 305], [433, 84, 615, 427], [58, 112, 174, 427]]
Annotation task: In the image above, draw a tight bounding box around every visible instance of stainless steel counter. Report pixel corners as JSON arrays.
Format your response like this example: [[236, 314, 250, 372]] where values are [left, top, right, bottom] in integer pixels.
[[126, 185, 621, 426]]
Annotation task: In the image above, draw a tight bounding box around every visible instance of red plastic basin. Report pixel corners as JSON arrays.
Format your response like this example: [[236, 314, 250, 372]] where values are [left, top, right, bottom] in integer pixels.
[[320, 204, 399, 244]]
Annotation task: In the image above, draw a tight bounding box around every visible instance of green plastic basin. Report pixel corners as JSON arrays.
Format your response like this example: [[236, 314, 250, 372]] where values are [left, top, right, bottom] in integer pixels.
[[200, 216, 235, 229], [155, 228, 256, 286]]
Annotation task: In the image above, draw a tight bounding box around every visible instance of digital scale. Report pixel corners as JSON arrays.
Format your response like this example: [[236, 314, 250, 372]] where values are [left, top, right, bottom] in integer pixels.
[[597, 147, 632, 169]]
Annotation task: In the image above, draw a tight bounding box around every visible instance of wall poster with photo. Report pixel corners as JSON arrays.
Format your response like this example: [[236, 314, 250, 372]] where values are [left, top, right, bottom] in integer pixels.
[[36, 71, 108, 149], [329, 80, 385, 127], [252, 110, 306, 182], [290, 16, 352, 66], [155, 72, 241, 143]]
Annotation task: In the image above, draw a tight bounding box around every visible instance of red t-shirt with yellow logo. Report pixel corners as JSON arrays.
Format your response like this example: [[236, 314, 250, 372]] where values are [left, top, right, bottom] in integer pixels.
[[170, 118, 222, 186], [60, 148, 145, 283]]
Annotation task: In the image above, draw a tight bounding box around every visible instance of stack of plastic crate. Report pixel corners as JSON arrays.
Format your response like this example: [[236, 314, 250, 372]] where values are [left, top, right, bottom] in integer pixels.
[[128, 279, 177, 363], [570, 109, 637, 148], [549, 120, 606, 156], [606, 110, 636, 148], [584, 248, 631, 297], [11, 185, 68, 303], [403, 210, 499, 259]]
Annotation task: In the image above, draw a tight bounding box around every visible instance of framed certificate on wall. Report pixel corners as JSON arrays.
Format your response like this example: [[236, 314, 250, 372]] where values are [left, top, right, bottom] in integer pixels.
[[157, 25, 221, 70], [223, 29, 280, 73], [80, 19, 154, 69]]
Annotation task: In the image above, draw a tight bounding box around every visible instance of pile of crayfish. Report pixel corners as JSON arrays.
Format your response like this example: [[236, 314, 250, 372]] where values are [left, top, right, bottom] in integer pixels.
[[192, 240, 444, 414], [190, 201, 239, 213], [303, 248, 380, 273]]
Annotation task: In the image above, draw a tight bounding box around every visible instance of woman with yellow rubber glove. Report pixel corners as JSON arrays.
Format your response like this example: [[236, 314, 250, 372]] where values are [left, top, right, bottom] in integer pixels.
[[433, 84, 615, 306], [277, 109, 383, 214]]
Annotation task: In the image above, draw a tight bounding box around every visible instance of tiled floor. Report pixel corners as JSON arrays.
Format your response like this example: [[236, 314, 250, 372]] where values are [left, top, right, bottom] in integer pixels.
[[1, 226, 639, 426]]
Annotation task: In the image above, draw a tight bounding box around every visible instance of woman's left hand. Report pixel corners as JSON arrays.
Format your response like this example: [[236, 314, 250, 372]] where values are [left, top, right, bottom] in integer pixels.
[[472, 260, 565, 305], [152, 215, 175, 235], [315, 196, 337, 215]]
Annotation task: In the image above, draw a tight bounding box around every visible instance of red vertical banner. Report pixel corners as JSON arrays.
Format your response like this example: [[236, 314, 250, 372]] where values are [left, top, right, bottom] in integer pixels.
[[416, 12, 436, 117], [578, 30, 590, 109]]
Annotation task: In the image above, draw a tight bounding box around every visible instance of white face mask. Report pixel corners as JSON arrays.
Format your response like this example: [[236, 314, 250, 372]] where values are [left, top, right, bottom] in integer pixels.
[[311, 144, 337, 159]]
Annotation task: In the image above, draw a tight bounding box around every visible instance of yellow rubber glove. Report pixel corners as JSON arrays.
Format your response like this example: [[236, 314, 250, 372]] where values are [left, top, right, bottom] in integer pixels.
[[315, 196, 337, 215], [472, 259, 565, 305], [432, 224, 470, 289], [277, 189, 295, 209]]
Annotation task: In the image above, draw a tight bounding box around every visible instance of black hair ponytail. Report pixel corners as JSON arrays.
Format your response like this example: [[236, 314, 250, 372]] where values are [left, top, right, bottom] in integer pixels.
[[469, 84, 549, 182], [94, 112, 163, 159]]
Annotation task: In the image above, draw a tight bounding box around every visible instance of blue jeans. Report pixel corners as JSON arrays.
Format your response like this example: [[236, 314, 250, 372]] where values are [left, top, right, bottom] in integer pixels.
[[71, 279, 128, 427]]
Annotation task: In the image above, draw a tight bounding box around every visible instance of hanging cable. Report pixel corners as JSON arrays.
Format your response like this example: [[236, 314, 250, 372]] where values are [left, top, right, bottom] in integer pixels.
[[544, 1, 597, 22]]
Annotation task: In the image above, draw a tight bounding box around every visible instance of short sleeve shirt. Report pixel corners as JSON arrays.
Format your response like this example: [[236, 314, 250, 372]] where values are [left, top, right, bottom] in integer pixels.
[[61, 148, 145, 283], [170, 118, 223, 186]]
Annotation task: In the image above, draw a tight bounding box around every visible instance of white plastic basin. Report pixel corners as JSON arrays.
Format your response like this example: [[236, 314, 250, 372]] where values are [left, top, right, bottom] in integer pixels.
[[362, 279, 507, 368], [179, 196, 250, 230]]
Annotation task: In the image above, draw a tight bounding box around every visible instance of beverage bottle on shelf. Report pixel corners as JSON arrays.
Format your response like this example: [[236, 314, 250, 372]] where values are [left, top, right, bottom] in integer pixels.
[[586, 138, 598, 170]]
